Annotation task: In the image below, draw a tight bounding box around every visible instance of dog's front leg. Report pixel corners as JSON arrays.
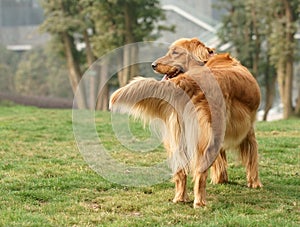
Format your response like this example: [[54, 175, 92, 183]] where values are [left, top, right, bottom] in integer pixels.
[[173, 169, 188, 203], [193, 170, 208, 208]]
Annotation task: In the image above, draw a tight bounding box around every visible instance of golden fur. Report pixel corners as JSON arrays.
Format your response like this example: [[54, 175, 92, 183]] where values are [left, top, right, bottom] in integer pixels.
[[110, 38, 262, 208]]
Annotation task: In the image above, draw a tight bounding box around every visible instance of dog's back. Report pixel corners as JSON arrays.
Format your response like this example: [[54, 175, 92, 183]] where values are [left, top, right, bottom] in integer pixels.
[[205, 53, 238, 68], [206, 53, 261, 112]]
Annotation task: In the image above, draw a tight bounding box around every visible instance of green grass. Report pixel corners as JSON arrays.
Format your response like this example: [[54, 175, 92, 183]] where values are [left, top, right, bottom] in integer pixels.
[[0, 105, 299, 226]]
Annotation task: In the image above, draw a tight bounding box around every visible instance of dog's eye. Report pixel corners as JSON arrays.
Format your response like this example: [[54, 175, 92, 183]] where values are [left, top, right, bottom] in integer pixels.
[[172, 50, 179, 55]]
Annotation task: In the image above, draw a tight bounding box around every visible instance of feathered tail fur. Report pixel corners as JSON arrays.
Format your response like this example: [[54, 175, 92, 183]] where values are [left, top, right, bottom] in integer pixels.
[[110, 76, 225, 174]]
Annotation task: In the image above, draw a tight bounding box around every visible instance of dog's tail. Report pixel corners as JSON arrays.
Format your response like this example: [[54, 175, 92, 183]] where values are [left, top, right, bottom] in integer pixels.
[[109, 75, 226, 174], [110, 77, 186, 123], [110, 77, 199, 172]]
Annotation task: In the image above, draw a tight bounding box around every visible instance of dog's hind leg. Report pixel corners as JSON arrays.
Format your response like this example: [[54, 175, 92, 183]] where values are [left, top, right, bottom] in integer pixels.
[[193, 170, 208, 208], [192, 110, 216, 207], [210, 148, 228, 184], [239, 127, 262, 188], [173, 169, 189, 203]]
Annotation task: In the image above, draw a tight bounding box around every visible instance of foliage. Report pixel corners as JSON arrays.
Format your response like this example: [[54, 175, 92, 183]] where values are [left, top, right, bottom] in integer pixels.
[[217, 0, 270, 76], [40, 0, 86, 33], [217, 0, 299, 68], [40, 0, 91, 67], [39, 0, 173, 109], [0, 106, 299, 226], [14, 46, 73, 98], [267, 0, 299, 67], [40, 0, 172, 62], [217, 0, 300, 119], [0, 43, 72, 99], [89, 0, 173, 57], [0, 44, 21, 92]]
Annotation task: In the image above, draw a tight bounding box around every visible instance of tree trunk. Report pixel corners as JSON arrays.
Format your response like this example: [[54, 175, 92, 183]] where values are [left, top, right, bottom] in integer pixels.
[[121, 45, 131, 86], [130, 44, 139, 79], [283, 58, 293, 118], [250, 4, 260, 79], [295, 87, 300, 116], [83, 30, 96, 66], [263, 74, 276, 121], [263, 55, 276, 121], [96, 59, 109, 111], [116, 1, 139, 87], [83, 29, 98, 110], [281, 0, 294, 119], [276, 60, 293, 119], [118, 45, 140, 87], [62, 31, 86, 109], [277, 60, 285, 105], [124, 2, 135, 44], [273, 0, 295, 119]]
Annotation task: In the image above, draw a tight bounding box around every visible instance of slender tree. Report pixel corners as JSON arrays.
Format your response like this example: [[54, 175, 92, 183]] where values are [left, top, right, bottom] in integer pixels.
[[40, 0, 172, 109], [267, 0, 299, 119], [217, 0, 275, 120], [217, 0, 299, 119], [40, 0, 87, 108], [90, 0, 173, 87]]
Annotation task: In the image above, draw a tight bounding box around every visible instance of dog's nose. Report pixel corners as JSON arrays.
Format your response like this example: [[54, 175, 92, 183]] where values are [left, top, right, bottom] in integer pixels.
[[151, 62, 157, 70]]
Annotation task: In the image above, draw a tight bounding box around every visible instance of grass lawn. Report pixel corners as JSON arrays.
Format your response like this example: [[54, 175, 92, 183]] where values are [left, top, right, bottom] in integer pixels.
[[0, 105, 299, 226]]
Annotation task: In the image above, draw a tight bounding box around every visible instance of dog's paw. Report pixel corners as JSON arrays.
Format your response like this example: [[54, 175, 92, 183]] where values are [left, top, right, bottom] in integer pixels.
[[248, 180, 263, 188], [172, 195, 189, 203], [193, 200, 206, 208]]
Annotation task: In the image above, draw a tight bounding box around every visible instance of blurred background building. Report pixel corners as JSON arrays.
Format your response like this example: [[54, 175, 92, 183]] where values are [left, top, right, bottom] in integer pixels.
[[0, 0, 49, 51], [0, 0, 223, 51], [1, 0, 298, 52]]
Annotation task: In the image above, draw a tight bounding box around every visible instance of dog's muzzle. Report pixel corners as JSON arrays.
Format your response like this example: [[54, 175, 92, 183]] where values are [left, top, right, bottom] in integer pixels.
[[151, 62, 157, 70]]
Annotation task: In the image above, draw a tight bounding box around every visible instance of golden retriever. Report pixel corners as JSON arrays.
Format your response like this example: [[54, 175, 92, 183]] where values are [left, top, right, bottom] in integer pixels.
[[110, 38, 262, 208]]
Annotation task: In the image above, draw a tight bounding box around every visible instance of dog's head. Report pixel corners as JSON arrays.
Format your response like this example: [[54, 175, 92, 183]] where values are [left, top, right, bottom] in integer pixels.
[[152, 38, 215, 80]]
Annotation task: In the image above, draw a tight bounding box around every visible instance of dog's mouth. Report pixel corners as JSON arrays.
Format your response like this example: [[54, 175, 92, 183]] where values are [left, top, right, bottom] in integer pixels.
[[161, 67, 184, 81]]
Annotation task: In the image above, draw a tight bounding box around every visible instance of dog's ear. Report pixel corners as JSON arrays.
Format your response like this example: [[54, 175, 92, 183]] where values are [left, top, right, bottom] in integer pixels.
[[189, 38, 215, 62], [190, 37, 201, 46], [191, 37, 200, 41]]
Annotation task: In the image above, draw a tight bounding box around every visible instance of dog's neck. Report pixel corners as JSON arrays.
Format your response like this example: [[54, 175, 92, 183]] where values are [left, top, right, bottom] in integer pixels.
[[184, 55, 205, 72]]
